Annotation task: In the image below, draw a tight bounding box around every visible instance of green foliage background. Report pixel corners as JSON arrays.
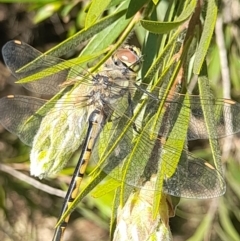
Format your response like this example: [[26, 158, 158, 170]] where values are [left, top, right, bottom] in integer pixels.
[[0, 0, 240, 241]]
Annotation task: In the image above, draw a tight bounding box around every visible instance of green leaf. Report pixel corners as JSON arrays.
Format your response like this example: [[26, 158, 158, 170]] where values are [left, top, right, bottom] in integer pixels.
[[126, 0, 147, 19], [14, 7, 128, 80], [91, 177, 121, 198], [107, 0, 128, 9], [16, 50, 105, 84], [193, 0, 218, 74], [25, 8, 127, 70], [120, 115, 159, 205], [56, 168, 108, 226], [140, 0, 197, 34], [0, 0, 57, 2], [152, 0, 159, 5], [198, 74, 223, 174], [153, 95, 190, 217], [85, 0, 112, 28], [65, 0, 134, 80], [33, 2, 61, 23], [60, 2, 78, 17], [43, 8, 126, 57], [79, 1, 132, 57], [143, 28, 182, 84], [110, 188, 121, 240]]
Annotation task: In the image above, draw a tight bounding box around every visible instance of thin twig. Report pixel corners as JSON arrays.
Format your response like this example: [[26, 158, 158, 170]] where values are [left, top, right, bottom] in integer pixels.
[[0, 163, 66, 198]]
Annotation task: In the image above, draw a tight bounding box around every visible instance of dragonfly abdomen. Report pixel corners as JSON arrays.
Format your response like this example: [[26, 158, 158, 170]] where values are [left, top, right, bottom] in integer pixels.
[[52, 108, 105, 240]]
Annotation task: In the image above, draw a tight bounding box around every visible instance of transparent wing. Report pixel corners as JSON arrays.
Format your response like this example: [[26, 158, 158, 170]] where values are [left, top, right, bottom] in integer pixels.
[[0, 40, 235, 197], [0, 88, 91, 147], [92, 102, 226, 199], [0, 93, 90, 178], [2, 40, 77, 95], [1, 40, 94, 146], [0, 92, 229, 198], [2, 40, 240, 141], [162, 151, 225, 198], [0, 95, 46, 145], [131, 94, 240, 140]]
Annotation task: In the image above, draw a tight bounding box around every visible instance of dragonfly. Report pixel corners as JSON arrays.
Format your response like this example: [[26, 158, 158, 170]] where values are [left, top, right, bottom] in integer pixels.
[[0, 40, 239, 240], [0, 40, 142, 240]]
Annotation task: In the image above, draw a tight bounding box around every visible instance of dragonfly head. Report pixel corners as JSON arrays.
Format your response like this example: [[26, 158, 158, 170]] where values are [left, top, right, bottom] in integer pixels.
[[113, 45, 142, 73]]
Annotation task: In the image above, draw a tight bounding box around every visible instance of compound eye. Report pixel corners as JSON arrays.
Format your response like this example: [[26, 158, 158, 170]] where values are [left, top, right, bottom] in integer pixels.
[[115, 46, 141, 72], [116, 49, 138, 65]]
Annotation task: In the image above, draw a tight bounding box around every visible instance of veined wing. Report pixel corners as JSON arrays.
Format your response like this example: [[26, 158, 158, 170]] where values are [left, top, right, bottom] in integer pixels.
[[166, 95, 238, 140], [131, 92, 240, 141], [1, 92, 239, 149], [91, 96, 226, 199], [2, 40, 240, 142], [0, 90, 228, 198], [0, 89, 91, 147], [0, 40, 106, 146], [0, 41, 140, 179], [2, 40, 69, 95], [89, 91, 228, 199], [0, 40, 235, 197], [0, 95, 46, 145], [0, 43, 95, 147], [0, 40, 141, 147]]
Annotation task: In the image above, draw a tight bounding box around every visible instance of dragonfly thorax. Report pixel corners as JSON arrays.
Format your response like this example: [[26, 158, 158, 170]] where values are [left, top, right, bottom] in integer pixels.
[[88, 46, 142, 110], [89, 73, 127, 111]]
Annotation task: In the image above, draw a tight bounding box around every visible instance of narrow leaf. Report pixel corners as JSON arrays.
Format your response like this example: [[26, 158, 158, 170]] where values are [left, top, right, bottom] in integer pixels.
[[153, 95, 190, 217], [85, 0, 111, 28], [16, 51, 105, 84], [140, 0, 197, 34], [126, 0, 147, 19], [14, 8, 127, 76], [198, 75, 223, 174], [193, 0, 218, 74]]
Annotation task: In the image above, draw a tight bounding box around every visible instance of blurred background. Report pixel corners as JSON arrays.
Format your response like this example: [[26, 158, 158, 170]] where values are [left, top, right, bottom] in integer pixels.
[[0, 1, 240, 241]]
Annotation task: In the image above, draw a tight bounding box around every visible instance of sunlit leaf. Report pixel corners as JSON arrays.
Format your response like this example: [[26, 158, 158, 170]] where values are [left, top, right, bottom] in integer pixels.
[[140, 0, 197, 34], [33, 3, 61, 23], [193, 0, 218, 74], [85, 0, 111, 28]]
